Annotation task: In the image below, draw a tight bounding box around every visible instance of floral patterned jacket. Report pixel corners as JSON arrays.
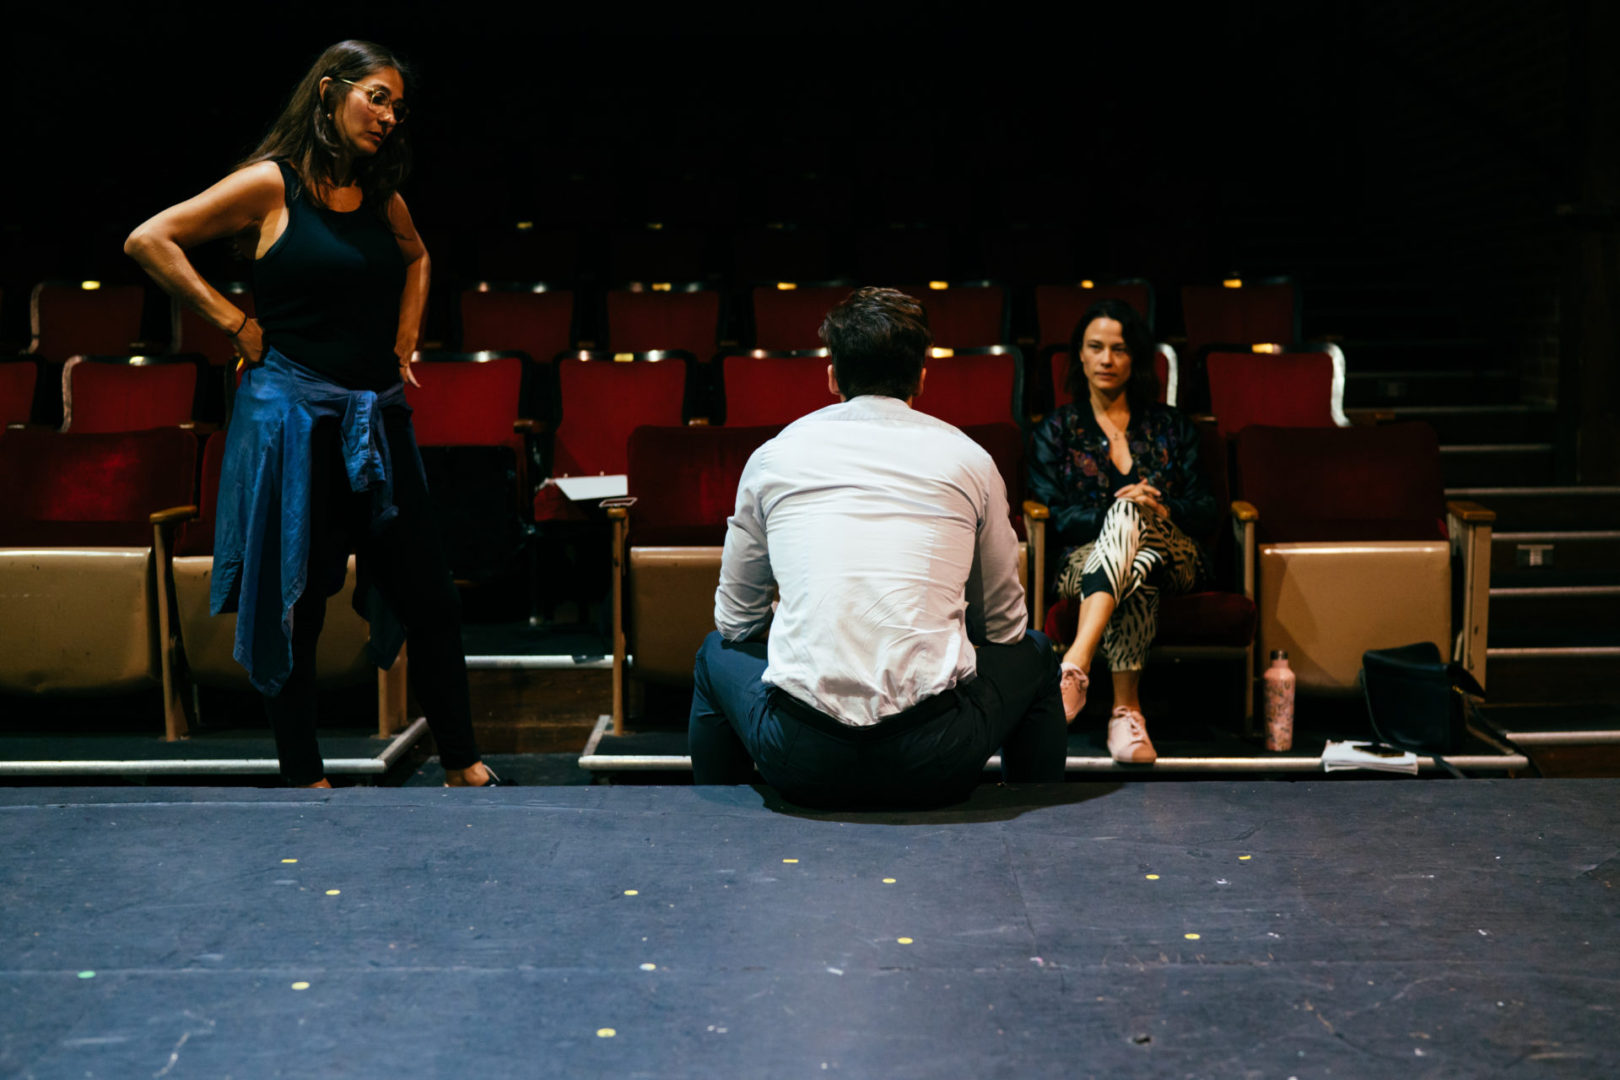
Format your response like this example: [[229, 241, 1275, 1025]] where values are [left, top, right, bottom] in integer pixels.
[[1028, 401, 1218, 552]]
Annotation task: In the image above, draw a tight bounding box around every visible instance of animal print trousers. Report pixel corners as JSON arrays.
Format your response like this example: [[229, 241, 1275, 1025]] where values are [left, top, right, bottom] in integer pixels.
[[1053, 500, 1209, 672]]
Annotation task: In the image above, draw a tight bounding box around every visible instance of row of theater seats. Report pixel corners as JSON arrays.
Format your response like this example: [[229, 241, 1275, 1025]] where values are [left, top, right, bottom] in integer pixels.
[[7, 277, 1299, 369], [1, 337, 1349, 464], [604, 421, 1494, 736], [0, 385, 1493, 745], [0, 343, 1363, 622], [0, 426, 407, 739]]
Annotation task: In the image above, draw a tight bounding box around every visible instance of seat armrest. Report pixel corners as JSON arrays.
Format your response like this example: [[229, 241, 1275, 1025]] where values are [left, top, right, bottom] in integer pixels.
[[1231, 501, 1257, 600], [149, 504, 199, 526], [1445, 499, 1496, 525], [604, 500, 633, 735], [1345, 408, 1395, 427], [1021, 501, 1049, 629], [1446, 499, 1494, 689]]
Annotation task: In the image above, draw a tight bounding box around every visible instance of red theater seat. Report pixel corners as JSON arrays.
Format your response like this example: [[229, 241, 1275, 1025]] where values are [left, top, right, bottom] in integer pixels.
[[606, 286, 721, 358], [1205, 346, 1348, 441], [549, 351, 690, 483], [750, 284, 853, 350], [1232, 423, 1491, 695], [910, 283, 1008, 348], [718, 351, 836, 428], [0, 427, 197, 548], [406, 351, 536, 589], [60, 355, 201, 433], [915, 347, 1024, 428], [1234, 423, 1446, 545], [1181, 280, 1298, 357], [0, 360, 39, 426], [0, 427, 200, 734], [460, 285, 574, 364], [30, 281, 147, 359], [627, 424, 784, 547], [1035, 280, 1155, 348]]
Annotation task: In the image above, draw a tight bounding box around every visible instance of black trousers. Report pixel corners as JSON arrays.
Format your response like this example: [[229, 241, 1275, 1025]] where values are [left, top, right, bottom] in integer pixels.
[[689, 630, 1068, 809], [265, 410, 481, 785]]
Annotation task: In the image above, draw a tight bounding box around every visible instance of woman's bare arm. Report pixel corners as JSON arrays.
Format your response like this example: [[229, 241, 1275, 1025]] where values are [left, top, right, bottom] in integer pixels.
[[124, 161, 284, 360], [388, 192, 429, 387]]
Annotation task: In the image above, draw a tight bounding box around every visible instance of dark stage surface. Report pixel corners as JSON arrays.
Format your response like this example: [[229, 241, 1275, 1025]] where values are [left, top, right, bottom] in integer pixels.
[[4, 780, 1618, 1078]]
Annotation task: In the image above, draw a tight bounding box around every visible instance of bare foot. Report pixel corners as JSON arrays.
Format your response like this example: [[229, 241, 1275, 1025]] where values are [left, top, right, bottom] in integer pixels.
[[444, 762, 492, 787]]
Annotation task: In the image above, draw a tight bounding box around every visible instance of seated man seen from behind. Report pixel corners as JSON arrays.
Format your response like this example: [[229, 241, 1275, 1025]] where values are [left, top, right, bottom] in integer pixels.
[[689, 286, 1067, 808]]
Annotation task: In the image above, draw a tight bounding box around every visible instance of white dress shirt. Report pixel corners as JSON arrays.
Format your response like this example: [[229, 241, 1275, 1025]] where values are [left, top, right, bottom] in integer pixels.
[[714, 394, 1027, 726]]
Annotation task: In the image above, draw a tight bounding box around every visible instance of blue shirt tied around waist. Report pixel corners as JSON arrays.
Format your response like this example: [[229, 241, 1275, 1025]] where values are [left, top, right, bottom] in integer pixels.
[[211, 347, 419, 695]]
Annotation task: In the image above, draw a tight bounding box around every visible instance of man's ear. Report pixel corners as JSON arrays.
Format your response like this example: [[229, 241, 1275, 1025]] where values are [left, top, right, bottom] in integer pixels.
[[827, 363, 844, 401], [912, 366, 927, 401]]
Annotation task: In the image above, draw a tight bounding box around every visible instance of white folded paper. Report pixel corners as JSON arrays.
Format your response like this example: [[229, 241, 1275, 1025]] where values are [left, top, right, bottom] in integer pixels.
[[549, 474, 628, 501], [1321, 740, 1420, 775]]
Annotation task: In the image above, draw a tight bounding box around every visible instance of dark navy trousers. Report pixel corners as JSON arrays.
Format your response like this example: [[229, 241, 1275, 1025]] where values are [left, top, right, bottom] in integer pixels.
[[689, 630, 1068, 808]]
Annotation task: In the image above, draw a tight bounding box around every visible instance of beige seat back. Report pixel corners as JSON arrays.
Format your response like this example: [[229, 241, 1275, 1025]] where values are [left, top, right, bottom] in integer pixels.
[[0, 548, 158, 694], [171, 555, 375, 689], [1259, 541, 1450, 693]]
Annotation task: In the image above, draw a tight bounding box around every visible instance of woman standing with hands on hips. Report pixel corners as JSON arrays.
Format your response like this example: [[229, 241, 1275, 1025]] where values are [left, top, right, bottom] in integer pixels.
[[1028, 299, 1216, 764], [126, 40, 498, 787]]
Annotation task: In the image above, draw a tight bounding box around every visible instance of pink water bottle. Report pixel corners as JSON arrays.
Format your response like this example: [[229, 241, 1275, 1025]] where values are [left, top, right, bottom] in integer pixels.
[[1263, 649, 1295, 752]]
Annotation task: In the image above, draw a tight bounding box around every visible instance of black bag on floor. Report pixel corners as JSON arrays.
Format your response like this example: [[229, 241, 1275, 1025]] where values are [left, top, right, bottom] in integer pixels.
[[1359, 642, 1486, 767]]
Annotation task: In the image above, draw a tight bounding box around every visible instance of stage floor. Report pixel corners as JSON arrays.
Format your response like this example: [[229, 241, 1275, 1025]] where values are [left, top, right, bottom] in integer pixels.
[[4, 780, 1618, 1077]]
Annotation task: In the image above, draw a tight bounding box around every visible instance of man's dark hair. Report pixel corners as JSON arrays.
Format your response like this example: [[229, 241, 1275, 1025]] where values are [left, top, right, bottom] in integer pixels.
[[820, 287, 931, 400], [1065, 298, 1160, 412]]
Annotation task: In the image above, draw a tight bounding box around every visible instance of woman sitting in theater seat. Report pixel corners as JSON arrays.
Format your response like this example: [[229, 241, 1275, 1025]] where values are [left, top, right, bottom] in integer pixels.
[[1028, 299, 1215, 764], [125, 40, 499, 787]]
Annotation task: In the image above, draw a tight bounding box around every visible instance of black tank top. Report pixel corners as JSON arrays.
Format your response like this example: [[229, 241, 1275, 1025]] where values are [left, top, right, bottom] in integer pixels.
[[253, 161, 406, 390]]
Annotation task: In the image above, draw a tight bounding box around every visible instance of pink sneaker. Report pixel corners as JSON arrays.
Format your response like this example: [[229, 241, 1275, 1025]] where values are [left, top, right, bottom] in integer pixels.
[[1107, 706, 1157, 764], [1060, 662, 1089, 723]]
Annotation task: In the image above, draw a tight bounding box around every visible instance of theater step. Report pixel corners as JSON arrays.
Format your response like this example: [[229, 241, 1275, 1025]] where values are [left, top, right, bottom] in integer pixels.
[[463, 647, 612, 757], [1488, 581, 1620, 638], [1387, 404, 1555, 444], [1337, 339, 1491, 374], [1344, 368, 1518, 407], [1492, 531, 1620, 576], [1447, 486, 1620, 532], [1486, 646, 1620, 706], [1438, 443, 1557, 486]]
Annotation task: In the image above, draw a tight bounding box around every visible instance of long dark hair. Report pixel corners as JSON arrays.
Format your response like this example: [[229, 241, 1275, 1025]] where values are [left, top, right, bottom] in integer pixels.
[[1065, 298, 1159, 414], [239, 40, 413, 223]]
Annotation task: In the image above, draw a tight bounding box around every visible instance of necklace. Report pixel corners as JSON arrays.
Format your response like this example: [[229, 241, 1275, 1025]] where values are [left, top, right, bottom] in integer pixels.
[[1094, 410, 1129, 443]]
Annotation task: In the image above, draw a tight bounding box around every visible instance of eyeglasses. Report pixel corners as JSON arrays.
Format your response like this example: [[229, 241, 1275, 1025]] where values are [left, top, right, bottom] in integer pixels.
[[337, 78, 409, 124]]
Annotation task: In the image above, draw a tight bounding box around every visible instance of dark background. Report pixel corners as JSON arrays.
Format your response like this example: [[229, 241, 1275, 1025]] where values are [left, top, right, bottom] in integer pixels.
[[3, 0, 1614, 474]]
